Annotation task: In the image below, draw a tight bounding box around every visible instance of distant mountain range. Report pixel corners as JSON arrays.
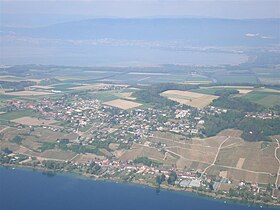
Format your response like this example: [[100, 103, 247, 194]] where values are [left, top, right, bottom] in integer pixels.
[[2, 18, 280, 46], [1, 18, 279, 65]]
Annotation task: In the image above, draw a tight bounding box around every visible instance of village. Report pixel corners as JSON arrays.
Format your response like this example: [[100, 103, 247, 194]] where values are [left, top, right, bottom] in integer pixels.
[[0, 90, 280, 205]]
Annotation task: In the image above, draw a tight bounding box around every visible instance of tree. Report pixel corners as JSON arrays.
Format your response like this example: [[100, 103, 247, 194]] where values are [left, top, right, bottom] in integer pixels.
[[12, 135, 23, 144], [2, 147, 12, 154], [167, 171, 177, 185], [156, 174, 166, 186]]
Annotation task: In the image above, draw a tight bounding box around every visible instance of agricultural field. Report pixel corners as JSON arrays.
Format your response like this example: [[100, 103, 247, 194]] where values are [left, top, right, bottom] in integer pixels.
[[30, 127, 77, 143], [213, 74, 259, 84], [153, 74, 210, 84], [4, 91, 53, 96], [189, 86, 280, 107], [11, 117, 58, 126], [55, 70, 119, 82], [0, 76, 27, 82], [118, 129, 279, 185], [0, 110, 35, 121], [30, 85, 53, 90], [70, 84, 110, 90], [0, 94, 18, 101], [181, 81, 212, 85], [103, 99, 142, 110], [70, 84, 127, 91], [128, 72, 171, 76], [214, 138, 278, 172], [161, 90, 218, 108], [109, 72, 211, 84], [90, 88, 138, 102], [91, 92, 120, 102], [109, 143, 119, 150], [146, 131, 226, 170], [37, 150, 77, 161], [191, 86, 254, 95], [99, 148, 113, 157], [119, 143, 165, 163], [252, 66, 280, 85], [0, 126, 79, 162], [71, 153, 106, 164], [242, 91, 280, 107], [49, 83, 82, 91], [110, 91, 136, 100]]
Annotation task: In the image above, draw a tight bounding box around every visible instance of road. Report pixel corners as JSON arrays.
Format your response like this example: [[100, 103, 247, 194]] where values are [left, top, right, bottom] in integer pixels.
[[274, 138, 280, 187], [0, 126, 9, 133], [200, 136, 230, 177]]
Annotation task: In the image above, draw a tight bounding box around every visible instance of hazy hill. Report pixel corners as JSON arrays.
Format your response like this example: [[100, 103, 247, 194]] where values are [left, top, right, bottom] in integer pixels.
[[3, 18, 280, 46], [1, 18, 279, 65]]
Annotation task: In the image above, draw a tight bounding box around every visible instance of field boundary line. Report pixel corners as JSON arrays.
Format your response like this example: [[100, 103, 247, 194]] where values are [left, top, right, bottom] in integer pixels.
[[152, 136, 217, 149], [0, 126, 9, 133], [164, 148, 211, 165], [215, 164, 275, 176], [165, 146, 217, 154], [200, 136, 230, 177]]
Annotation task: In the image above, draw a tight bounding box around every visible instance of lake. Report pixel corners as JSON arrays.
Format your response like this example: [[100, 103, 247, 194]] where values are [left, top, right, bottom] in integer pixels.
[[0, 167, 275, 210], [1, 44, 247, 66]]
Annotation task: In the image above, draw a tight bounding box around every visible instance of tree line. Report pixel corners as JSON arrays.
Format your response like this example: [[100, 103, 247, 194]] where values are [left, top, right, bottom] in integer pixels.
[[133, 83, 197, 107]]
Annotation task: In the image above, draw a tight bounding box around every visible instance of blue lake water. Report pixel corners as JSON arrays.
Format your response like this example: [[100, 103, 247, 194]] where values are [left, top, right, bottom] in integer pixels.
[[1, 44, 247, 66], [0, 167, 277, 210]]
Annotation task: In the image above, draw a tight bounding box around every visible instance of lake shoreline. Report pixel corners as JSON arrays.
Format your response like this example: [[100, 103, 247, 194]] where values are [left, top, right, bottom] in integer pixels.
[[1, 163, 279, 208]]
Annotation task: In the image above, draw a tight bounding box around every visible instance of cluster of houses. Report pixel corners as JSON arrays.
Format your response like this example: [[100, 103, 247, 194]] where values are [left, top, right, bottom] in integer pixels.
[[245, 112, 279, 120], [6, 95, 210, 146]]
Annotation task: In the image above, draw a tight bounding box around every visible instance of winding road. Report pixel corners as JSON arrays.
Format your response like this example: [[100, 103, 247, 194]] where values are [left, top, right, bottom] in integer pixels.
[[200, 136, 230, 177], [274, 138, 280, 187]]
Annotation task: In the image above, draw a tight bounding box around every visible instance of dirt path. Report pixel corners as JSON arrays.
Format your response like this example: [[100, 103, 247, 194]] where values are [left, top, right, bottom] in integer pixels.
[[200, 136, 230, 177], [165, 145, 217, 153], [70, 154, 80, 161], [152, 136, 217, 149], [163, 152, 168, 160], [214, 164, 274, 176], [0, 126, 9, 133], [135, 142, 211, 165], [164, 148, 211, 165], [274, 138, 280, 187]]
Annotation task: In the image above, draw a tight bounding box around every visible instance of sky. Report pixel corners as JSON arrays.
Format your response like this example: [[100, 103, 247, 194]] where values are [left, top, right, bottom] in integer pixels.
[[1, 0, 280, 22]]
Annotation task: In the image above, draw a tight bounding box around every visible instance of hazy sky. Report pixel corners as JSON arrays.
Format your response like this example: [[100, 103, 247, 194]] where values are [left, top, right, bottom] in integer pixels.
[[1, 0, 280, 20]]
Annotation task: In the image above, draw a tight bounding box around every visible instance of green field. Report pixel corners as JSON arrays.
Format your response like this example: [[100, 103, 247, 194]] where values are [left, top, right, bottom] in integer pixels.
[[213, 75, 259, 83], [51, 83, 82, 91], [154, 74, 210, 83], [109, 73, 211, 84], [0, 110, 35, 120], [252, 66, 280, 85], [190, 86, 280, 107], [242, 91, 280, 107], [190, 88, 234, 95], [0, 94, 18, 101], [91, 92, 120, 102]]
